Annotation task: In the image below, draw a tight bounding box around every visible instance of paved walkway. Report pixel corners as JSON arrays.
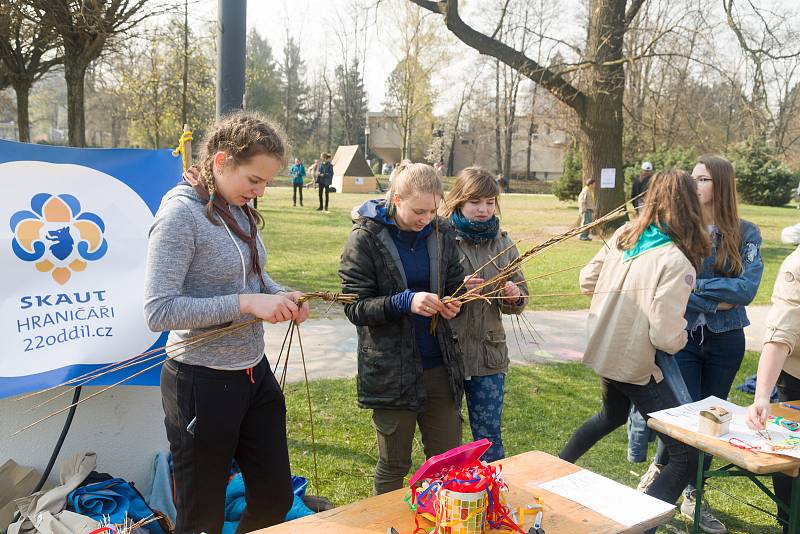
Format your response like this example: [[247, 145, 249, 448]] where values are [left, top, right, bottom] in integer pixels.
[[265, 306, 771, 383]]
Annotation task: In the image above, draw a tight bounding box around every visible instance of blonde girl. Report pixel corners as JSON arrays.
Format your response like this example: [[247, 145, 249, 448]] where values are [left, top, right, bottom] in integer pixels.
[[339, 162, 464, 494]]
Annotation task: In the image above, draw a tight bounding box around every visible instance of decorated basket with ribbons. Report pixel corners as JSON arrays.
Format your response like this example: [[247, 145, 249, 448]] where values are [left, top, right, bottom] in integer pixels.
[[405, 440, 526, 534]]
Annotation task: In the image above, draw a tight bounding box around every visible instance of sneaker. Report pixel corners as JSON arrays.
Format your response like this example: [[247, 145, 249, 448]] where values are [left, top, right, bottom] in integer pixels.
[[637, 462, 662, 493], [680, 489, 727, 534], [315, 207, 323, 211]]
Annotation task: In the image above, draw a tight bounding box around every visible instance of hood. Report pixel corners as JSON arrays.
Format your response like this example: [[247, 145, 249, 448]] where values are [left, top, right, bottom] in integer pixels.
[[356, 198, 394, 226], [163, 181, 203, 205]]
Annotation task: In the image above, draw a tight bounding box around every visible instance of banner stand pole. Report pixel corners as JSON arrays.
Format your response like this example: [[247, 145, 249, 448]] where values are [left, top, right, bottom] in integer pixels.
[[11, 386, 82, 524]]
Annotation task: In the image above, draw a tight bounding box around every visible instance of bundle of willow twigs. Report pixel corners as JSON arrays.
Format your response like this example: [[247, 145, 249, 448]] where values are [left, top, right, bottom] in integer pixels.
[[13, 291, 356, 435], [296, 291, 357, 305], [450, 203, 629, 306]]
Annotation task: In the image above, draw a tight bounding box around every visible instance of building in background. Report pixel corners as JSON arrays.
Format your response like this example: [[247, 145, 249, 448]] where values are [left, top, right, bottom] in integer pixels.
[[366, 110, 568, 180]]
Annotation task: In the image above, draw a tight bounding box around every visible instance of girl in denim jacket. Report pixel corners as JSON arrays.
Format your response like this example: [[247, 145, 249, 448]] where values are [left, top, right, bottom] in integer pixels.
[[641, 155, 764, 533]]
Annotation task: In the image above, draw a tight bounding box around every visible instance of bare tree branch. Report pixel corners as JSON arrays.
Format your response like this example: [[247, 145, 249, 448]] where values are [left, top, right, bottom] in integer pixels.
[[408, 0, 587, 114], [624, 0, 647, 29]]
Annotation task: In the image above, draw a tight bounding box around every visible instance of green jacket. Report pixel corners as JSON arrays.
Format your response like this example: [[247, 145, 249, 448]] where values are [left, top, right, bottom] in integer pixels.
[[448, 228, 529, 377], [339, 215, 465, 412]]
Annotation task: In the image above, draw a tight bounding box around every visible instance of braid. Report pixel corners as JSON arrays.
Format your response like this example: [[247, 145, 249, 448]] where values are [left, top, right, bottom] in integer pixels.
[[197, 111, 288, 226]]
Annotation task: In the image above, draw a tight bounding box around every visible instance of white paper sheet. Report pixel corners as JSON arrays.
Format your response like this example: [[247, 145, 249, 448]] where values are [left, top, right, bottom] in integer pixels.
[[535, 469, 674, 527], [648, 396, 800, 458], [600, 168, 616, 188]]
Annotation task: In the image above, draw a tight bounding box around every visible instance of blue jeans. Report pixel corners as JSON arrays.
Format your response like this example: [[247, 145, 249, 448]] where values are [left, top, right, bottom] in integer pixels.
[[627, 351, 693, 462], [676, 326, 745, 402], [464, 373, 505, 462], [654, 327, 745, 475]]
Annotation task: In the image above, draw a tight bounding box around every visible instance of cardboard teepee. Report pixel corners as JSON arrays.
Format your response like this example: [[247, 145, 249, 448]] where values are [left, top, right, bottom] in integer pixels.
[[331, 145, 376, 193]]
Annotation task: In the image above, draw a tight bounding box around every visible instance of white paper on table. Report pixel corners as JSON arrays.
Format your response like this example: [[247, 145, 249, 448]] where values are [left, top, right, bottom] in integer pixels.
[[535, 469, 674, 527], [600, 168, 616, 188], [648, 396, 800, 458]]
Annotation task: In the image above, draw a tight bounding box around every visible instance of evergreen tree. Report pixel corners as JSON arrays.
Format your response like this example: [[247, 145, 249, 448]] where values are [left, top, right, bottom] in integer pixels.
[[333, 59, 367, 147], [279, 36, 309, 146], [246, 28, 281, 119]]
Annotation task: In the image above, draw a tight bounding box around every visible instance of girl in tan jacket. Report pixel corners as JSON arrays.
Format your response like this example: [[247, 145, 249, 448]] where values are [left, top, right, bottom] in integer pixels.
[[746, 244, 800, 531], [560, 169, 710, 516]]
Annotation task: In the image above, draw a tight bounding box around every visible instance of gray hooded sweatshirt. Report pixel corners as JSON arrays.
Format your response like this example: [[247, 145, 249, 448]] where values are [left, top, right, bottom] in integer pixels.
[[144, 183, 284, 370]]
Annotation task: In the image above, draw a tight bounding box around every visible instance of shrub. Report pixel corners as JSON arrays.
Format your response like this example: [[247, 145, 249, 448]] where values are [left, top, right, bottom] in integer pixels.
[[552, 148, 582, 201], [731, 137, 796, 206]]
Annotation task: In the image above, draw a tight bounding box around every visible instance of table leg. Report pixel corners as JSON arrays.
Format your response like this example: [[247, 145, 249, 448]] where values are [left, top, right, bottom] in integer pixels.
[[789, 476, 800, 534], [693, 450, 706, 534]]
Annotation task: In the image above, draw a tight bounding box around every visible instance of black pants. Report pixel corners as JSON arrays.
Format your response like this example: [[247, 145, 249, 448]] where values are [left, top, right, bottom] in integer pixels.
[[292, 183, 303, 205], [560, 376, 697, 508], [161, 357, 292, 534], [775, 371, 800, 532], [318, 184, 330, 210]]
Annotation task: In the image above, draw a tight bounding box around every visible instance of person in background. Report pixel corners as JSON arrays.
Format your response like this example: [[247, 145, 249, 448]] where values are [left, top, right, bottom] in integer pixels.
[[632, 162, 654, 213], [795, 179, 800, 209], [442, 166, 529, 462], [307, 159, 319, 190], [290, 158, 305, 207], [316, 152, 333, 212], [578, 178, 596, 241]]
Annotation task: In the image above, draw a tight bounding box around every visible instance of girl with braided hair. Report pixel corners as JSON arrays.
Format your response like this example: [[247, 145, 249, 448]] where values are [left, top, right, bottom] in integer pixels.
[[144, 111, 308, 533]]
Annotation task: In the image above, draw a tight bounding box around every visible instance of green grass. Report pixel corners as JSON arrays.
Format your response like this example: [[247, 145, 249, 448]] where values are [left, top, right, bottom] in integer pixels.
[[259, 187, 798, 311], [261, 187, 792, 530], [285, 351, 781, 533]]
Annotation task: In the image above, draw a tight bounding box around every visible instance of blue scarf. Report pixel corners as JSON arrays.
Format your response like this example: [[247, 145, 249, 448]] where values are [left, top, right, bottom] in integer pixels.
[[450, 211, 500, 244], [623, 224, 673, 262]]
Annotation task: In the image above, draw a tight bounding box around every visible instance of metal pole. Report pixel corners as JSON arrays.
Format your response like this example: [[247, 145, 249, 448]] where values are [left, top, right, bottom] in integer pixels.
[[364, 111, 370, 159], [217, 0, 247, 118]]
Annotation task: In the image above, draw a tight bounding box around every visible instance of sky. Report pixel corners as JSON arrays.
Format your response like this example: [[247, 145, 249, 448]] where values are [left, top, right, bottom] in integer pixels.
[[187, 0, 408, 110]]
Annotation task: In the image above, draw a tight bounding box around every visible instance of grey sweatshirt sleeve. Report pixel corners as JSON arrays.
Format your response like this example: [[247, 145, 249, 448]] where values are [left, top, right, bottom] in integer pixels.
[[144, 198, 241, 332]]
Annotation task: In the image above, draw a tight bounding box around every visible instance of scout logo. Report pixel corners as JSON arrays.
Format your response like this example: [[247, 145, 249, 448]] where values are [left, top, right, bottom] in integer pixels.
[[10, 193, 108, 285]]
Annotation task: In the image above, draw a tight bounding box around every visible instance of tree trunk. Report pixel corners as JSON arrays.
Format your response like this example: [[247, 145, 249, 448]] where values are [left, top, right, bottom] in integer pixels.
[[526, 117, 534, 181], [447, 100, 465, 176], [580, 0, 627, 227], [327, 86, 332, 153], [580, 100, 624, 219], [64, 52, 87, 147], [494, 60, 502, 174], [13, 80, 31, 143]]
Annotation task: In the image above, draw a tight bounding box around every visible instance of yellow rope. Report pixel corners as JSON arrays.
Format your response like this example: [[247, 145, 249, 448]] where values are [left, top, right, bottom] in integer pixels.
[[172, 129, 193, 171]]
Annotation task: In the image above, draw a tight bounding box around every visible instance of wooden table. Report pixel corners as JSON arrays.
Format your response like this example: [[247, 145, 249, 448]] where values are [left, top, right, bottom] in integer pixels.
[[648, 401, 800, 534], [253, 450, 675, 534]]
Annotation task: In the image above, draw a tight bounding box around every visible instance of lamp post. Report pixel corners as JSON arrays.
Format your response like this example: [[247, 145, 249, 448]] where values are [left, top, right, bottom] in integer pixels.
[[364, 112, 370, 161], [216, 0, 247, 118]]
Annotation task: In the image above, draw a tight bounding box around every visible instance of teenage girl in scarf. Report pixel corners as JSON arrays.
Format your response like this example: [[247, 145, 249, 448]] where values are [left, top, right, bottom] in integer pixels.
[[442, 166, 529, 462]]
